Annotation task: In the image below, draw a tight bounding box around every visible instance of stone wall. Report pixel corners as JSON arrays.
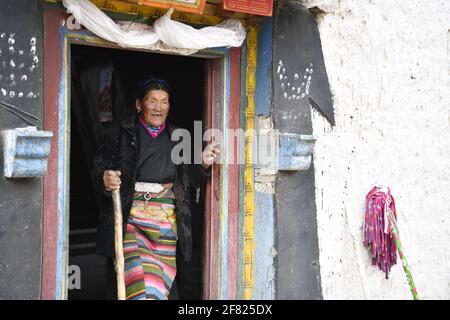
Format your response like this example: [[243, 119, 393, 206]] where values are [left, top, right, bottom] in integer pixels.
[[306, 0, 450, 299]]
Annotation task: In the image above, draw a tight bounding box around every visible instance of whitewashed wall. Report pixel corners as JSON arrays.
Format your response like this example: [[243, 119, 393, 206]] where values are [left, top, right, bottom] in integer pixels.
[[303, 0, 450, 299]]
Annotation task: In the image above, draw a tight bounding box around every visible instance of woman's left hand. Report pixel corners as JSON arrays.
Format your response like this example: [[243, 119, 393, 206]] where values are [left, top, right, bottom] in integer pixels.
[[202, 142, 221, 169]]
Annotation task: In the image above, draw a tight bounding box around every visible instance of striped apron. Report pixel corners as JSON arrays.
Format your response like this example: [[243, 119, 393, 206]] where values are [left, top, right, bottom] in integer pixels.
[[123, 183, 177, 300]]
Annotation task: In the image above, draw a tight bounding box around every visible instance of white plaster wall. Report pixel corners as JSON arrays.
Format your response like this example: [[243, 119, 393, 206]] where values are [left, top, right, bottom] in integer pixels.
[[306, 0, 450, 299]]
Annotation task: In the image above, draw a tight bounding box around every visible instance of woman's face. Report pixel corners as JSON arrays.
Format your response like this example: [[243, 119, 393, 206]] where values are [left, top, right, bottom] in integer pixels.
[[137, 89, 170, 127]]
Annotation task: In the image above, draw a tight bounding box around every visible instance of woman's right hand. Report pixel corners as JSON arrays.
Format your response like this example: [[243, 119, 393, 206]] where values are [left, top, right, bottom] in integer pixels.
[[103, 170, 121, 191]]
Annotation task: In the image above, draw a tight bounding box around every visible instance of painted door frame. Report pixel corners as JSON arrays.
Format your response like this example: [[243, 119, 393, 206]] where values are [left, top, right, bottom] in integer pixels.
[[42, 9, 240, 300], [203, 49, 240, 300]]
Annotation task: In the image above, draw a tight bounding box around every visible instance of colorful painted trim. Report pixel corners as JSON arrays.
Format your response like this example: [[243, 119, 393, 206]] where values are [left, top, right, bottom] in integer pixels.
[[243, 26, 257, 300]]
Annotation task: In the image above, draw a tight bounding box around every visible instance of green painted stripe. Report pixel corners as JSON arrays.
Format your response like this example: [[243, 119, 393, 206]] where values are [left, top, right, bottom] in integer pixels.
[[133, 196, 175, 204]]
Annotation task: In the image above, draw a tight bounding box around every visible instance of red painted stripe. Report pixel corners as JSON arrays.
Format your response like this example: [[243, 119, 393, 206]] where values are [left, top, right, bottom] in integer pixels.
[[42, 9, 67, 300], [209, 58, 223, 300], [203, 60, 213, 300], [227, 47, 241, 299], [203, 58, 225, 300]]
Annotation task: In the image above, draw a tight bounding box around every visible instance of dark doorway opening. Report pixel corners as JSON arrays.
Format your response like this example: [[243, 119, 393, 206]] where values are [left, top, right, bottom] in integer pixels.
[[68, 44, 207, 300]]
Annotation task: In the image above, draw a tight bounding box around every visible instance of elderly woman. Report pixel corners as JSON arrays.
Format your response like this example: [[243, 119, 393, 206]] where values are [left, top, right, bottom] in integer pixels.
[[91, 78, 219, 300]]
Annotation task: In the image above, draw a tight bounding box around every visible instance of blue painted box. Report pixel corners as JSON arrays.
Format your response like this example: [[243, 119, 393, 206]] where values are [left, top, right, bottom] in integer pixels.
[[2, 127, 53, 178], [278, 134, 316, 171]]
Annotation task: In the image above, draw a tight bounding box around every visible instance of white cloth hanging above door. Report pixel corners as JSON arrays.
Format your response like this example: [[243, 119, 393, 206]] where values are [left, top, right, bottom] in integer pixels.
[[153, 8, 246, 50], [62, 0, 246, 53]]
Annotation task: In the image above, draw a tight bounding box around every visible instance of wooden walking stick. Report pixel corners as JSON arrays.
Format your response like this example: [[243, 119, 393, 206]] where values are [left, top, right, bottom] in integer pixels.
[[112, 188, 126, 300]]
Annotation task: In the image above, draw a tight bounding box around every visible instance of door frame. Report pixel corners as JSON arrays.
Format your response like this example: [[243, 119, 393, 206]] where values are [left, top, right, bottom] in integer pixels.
[[42, 9, 241, 300]]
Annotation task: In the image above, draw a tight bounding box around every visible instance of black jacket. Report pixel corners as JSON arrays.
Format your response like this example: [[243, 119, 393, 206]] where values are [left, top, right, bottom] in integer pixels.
[[91, 115, 208, 261]]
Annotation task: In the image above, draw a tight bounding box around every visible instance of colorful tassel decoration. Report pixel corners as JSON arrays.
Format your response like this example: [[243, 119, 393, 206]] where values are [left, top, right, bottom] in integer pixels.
[[364, 186, 398, 279], [363, 186, 419, 299]]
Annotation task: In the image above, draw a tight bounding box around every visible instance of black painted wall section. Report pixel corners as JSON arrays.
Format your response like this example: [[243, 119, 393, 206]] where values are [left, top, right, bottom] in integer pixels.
[[273, 1, 328, 299], [274, 1, 334, 128], [0, 1, 43, 299]]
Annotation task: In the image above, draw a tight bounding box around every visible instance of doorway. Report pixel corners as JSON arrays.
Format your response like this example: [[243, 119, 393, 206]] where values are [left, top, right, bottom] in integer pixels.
[[67, 44, 207, 299], [43, 9, 241, 300]]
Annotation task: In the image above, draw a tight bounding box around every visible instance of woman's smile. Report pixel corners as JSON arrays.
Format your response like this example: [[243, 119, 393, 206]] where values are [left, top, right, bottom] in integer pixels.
[[139, 89, 170, 127]]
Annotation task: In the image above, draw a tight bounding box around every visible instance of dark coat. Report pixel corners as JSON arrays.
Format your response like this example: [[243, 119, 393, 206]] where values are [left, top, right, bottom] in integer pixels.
[[91, 115, 207, 261]]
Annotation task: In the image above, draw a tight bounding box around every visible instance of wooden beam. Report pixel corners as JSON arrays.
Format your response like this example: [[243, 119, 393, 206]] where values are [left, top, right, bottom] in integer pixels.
[[45, 0, 262, 25], [44, 0, 224, 25]]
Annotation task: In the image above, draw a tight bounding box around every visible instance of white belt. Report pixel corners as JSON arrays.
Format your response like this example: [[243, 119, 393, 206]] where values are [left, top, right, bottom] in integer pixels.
[[134, 182, 164, 193]]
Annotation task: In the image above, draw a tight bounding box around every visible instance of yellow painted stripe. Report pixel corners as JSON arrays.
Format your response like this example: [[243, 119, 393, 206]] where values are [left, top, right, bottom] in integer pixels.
[[243, 26, 257, 300]]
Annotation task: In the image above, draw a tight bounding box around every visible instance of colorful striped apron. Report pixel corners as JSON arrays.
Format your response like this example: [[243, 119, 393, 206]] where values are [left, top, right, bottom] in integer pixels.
[[123, 188, 177, 300]]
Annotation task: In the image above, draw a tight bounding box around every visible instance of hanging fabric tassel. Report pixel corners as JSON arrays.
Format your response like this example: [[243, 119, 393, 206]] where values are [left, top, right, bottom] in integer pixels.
[[363, 186, 419, 300], [363, 186, 397, 279]]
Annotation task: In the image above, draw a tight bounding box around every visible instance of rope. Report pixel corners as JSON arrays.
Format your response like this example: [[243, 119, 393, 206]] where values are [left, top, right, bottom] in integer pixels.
[[0, 100, 40, 127]]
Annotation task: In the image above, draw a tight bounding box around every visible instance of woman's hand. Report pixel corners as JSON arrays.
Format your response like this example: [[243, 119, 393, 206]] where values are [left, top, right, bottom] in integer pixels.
[[202, 142, 221, 170], [103, 170, 121, 191]]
